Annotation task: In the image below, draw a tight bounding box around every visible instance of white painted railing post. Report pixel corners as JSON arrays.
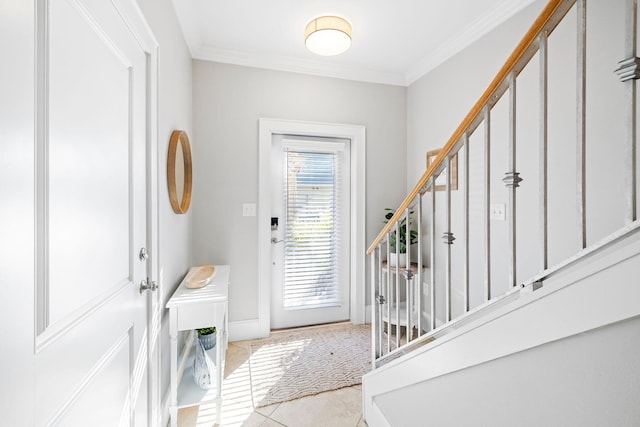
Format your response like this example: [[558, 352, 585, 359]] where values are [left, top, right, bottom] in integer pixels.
[[462, 134, 470, 313], [503, 72, 522, 288], [539, 31, 549, 271], [430, 178, 436, 331], [616, 0, 639, 224], [417, 192, 423, 336], [483, 106, 492, 301], [405, 206, 412, 341], [577, 0, 587, 250]]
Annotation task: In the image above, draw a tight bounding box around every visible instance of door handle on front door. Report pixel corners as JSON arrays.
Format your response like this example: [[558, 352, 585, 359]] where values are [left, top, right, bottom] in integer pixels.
[[271, 238, 283, 244]]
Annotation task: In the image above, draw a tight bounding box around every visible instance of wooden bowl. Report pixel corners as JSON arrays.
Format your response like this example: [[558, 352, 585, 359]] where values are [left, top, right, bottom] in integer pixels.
[[184, 265, 216, 289]]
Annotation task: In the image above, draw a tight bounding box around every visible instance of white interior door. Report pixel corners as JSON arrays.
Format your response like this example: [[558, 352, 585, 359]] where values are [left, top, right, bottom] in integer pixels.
[[270, 134, 351, 329], [34, 0, 151, 424]]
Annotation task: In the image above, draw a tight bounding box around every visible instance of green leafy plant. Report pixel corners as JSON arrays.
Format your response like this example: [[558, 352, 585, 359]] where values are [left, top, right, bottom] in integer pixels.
[[384, 208, 418, 254], [196, 326, 216, 336]]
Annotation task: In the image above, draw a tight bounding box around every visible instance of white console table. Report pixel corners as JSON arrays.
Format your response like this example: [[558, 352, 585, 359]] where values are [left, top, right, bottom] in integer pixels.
[[166, 265, 229, 427]]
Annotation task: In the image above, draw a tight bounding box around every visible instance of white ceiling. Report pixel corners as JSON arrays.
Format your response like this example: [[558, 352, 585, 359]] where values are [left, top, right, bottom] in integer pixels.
[[171, 0, 536, 87]]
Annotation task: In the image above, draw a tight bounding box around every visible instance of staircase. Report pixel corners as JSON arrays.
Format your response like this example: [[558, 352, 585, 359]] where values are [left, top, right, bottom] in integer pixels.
[[363, 0, 640, 425]]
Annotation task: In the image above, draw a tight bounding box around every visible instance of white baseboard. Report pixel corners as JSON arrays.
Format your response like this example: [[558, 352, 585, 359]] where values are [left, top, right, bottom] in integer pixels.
[[229, 318, 262, 342], [365, 304, 372, 324], [230, 315, 371, 341]]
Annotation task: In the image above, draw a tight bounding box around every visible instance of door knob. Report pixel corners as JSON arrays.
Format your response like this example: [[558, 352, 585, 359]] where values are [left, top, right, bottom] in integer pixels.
[[271, 238, 283, 244], [139, 278, 158, 294]]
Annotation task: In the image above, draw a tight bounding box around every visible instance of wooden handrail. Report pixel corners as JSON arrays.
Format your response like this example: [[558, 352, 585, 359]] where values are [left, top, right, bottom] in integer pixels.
[[367, 0, 572, 255]]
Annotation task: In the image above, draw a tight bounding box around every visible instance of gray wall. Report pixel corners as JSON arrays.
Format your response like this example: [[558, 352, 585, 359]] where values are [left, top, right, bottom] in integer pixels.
[[137, 0, 193, 401], [407, 0, 628, 320], [191, 60, 406, 325]]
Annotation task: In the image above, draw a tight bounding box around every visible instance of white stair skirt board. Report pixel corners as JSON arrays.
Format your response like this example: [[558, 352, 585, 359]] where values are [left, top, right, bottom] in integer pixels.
[[363, 229, 640, 426], [368, 400, 392, 427], [375, 315, 640, 427]]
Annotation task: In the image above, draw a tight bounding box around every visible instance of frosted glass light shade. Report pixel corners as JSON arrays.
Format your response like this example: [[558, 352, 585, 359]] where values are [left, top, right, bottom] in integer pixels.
[[305, 16, 352, 56]]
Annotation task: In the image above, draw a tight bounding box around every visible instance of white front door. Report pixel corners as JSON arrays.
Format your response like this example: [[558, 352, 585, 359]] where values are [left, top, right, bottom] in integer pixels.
[[34, 0, 151, 424], [270, 135, 351, 329]]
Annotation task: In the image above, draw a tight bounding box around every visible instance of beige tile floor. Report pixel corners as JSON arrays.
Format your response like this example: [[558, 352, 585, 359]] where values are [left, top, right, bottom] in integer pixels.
[[178, 337, 368, 427]]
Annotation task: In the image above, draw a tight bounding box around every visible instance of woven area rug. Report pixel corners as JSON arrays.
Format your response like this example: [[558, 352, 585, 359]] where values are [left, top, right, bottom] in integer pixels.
[[248, 323, 371, 408]]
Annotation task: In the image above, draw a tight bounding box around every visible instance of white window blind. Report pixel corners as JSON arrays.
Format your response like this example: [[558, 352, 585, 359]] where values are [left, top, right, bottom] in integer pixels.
[[283, 147, 343, 309]]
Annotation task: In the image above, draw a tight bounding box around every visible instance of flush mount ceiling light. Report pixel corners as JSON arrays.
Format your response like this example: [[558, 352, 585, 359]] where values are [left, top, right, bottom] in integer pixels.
[[304, 16, 352, 56]]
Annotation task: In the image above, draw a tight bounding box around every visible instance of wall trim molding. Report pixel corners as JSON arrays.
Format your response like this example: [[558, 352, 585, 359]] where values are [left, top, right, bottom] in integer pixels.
[[228, 318, 261, 342], [194, 46, 406, 87], [405, 0, 537, 84], [171, 0, 536, 87]]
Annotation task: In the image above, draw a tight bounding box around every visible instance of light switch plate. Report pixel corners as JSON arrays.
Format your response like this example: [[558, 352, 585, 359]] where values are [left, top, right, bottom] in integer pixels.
[[243, 203, 256, 217], [490, 203, 506, 221]]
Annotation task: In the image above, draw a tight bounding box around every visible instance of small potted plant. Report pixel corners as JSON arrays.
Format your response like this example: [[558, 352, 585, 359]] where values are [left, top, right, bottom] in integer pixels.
[[384, 208, 418, 267], [196, 326, 217, 350]]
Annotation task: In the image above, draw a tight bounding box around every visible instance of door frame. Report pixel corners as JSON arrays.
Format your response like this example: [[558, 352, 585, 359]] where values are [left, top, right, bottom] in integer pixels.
[[258, 118, 366, 337], [106, 1, 162, 424]]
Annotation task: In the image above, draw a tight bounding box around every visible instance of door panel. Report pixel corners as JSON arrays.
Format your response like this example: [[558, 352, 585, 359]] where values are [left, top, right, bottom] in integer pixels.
[[48, 0, 132, 325], [35, 290, 146, 424], [271, 135, 351, 329], [35, 0, 149, 424], [50, 332, 131, 426]]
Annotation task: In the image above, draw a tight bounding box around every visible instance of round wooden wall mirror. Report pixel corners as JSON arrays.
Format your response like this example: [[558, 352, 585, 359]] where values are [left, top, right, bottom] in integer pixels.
[[167, 130, 193, 214]]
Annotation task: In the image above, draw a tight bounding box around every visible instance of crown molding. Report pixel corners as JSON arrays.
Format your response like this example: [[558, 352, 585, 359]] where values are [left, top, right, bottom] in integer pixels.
[[405, 0, 537, 85], [194, 45, 407, 86], [170, 0, 200, 57], [173, 0, 536, 87]]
